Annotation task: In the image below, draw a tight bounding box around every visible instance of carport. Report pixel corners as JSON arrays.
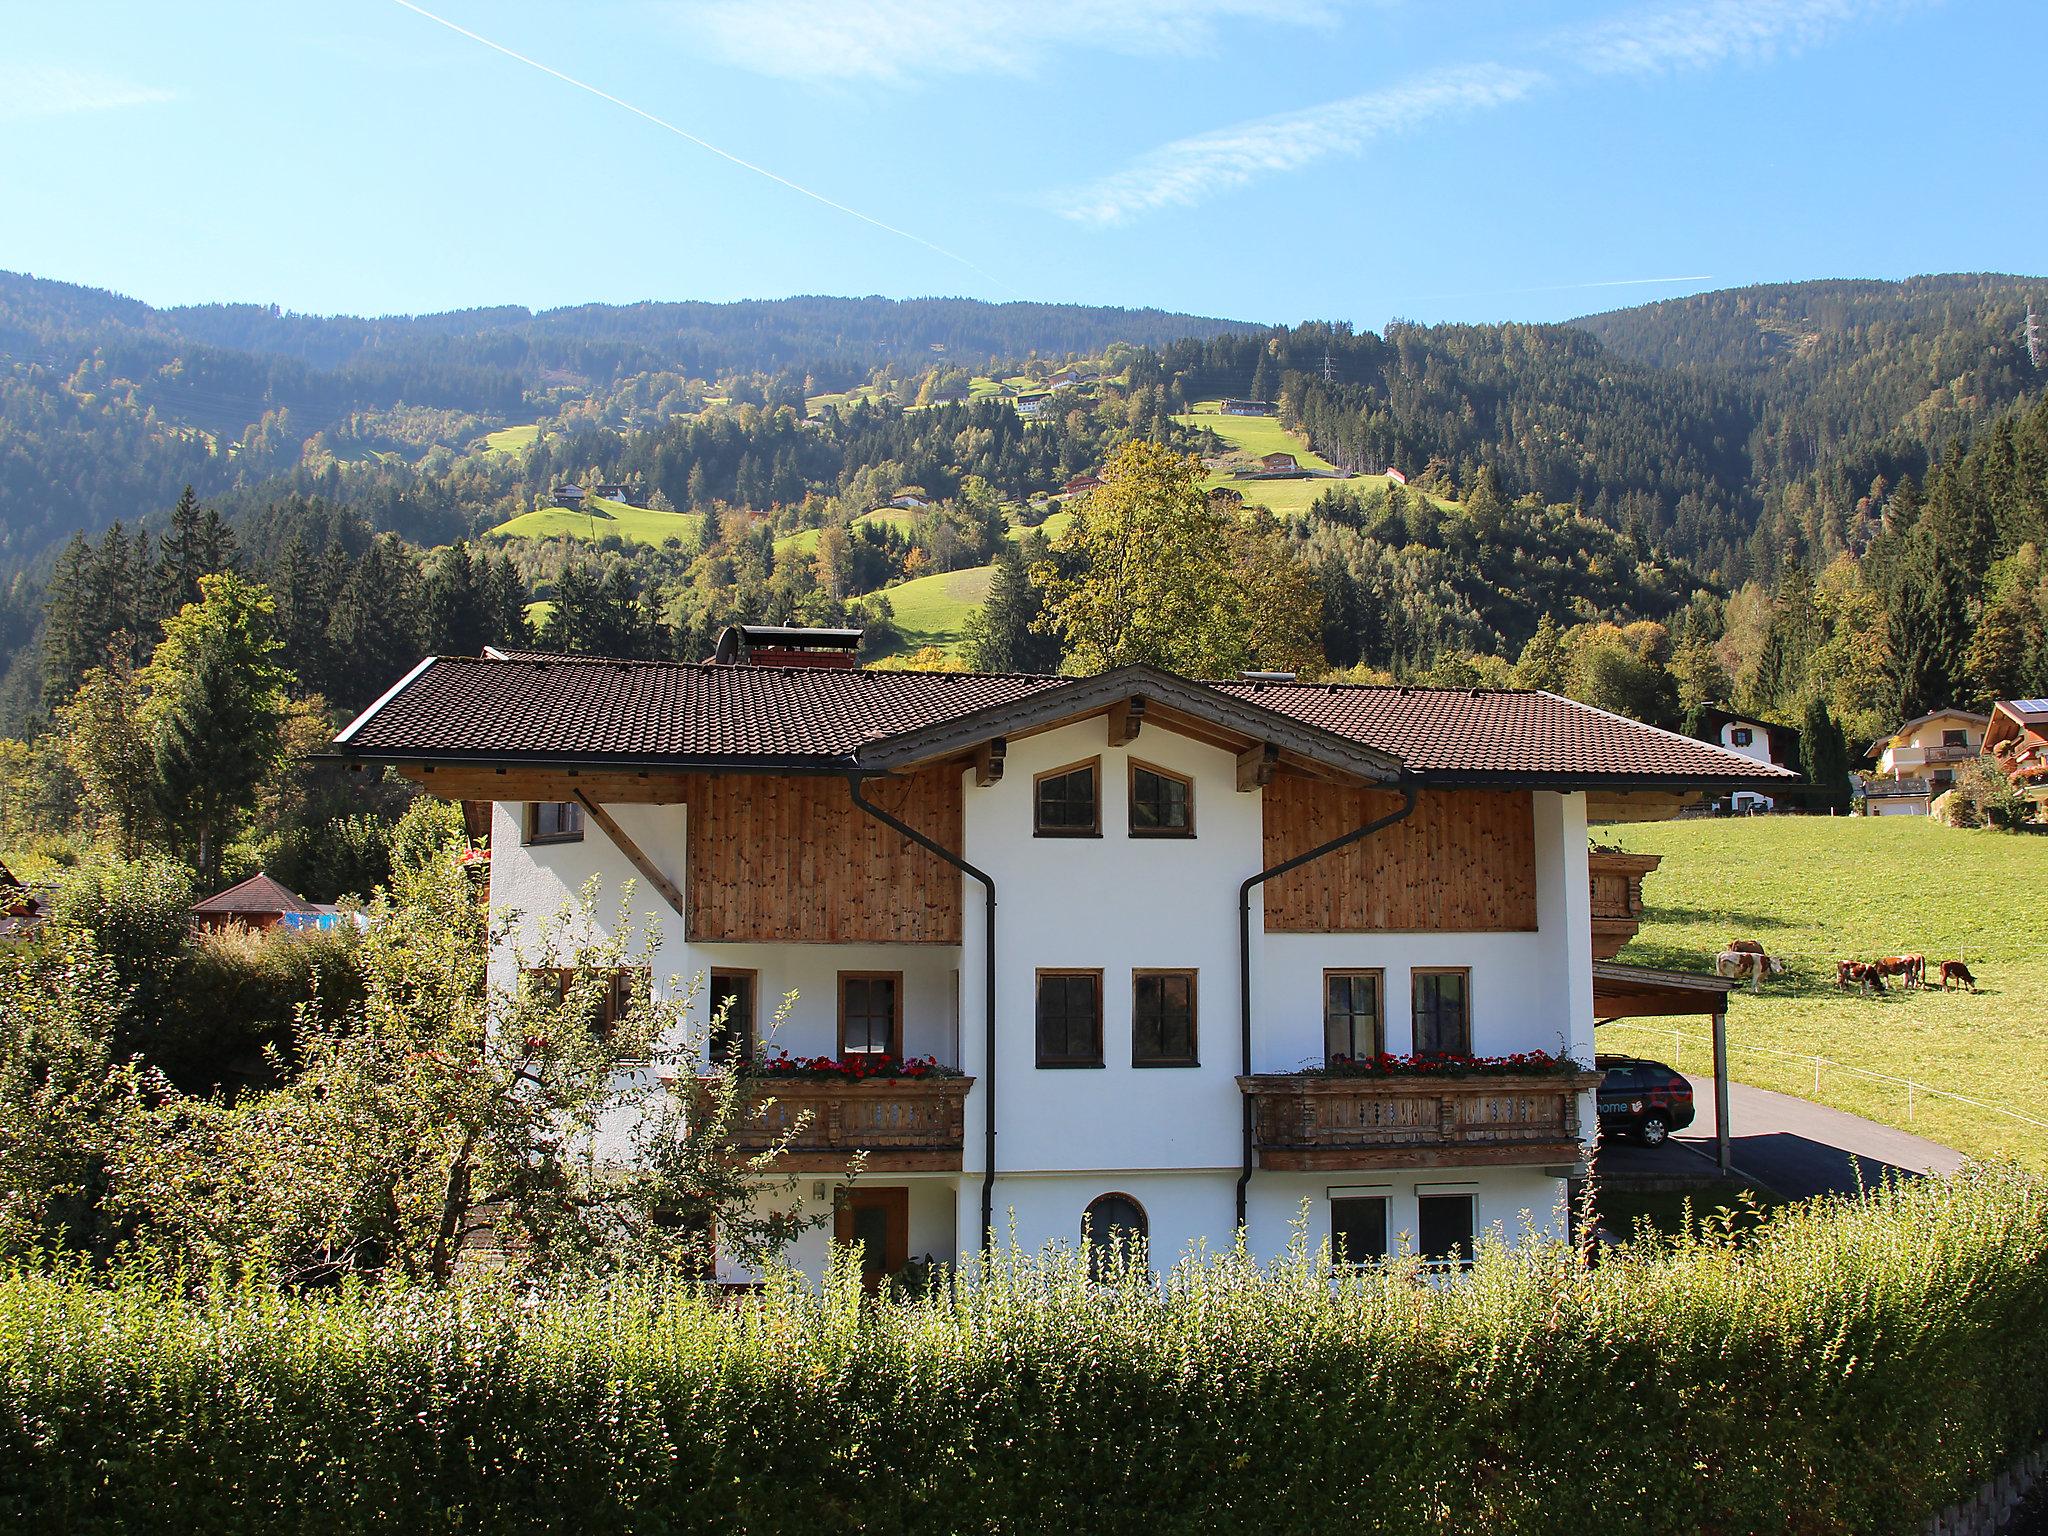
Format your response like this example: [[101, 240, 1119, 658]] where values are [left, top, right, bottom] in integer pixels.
[[1592, 961, 1743, 1175]]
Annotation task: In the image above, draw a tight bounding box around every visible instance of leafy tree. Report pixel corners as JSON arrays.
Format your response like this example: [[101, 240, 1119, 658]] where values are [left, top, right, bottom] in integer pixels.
[[57, 644, 160, 857], [1514, 616, 1569, 691], [144, 573, 294, 883]]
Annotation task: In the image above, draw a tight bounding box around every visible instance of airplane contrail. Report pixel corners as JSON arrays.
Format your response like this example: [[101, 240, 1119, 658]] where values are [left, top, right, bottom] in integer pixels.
[[388, 0, 1015, 294]]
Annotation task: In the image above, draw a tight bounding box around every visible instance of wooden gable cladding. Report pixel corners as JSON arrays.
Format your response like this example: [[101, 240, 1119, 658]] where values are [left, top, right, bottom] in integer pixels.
[[686, 770, 963, 944], [1261, 781, 1537, 933]]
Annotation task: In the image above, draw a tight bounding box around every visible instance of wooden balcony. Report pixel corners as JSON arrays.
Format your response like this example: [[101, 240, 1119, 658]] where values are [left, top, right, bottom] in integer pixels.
[[718, 1076, 973, 1173], [1238, 1071, 1601, 1171]]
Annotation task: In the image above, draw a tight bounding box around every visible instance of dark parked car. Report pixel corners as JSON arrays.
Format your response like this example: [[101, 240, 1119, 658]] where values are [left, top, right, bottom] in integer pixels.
[[1596, 1056, 1695, 1147]]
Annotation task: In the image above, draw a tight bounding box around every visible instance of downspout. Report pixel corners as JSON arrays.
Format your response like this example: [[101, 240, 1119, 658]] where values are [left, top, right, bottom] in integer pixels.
[[1236, 777, 1419, 1232], [845, 772, 1000, 1253]]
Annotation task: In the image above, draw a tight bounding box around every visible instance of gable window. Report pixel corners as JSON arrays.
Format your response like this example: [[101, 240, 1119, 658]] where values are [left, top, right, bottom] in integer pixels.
[[1418, 1191, 1476, 1270], [1036, 970, 1103, 1067], [1132, 970, 1197, 1066], [709, 969, 756, 1065], [1329, 1193, 1389, 1267], [1942, 728, 1969, 748], [1729, 727, 1753, 747], [1128, 761, 1194, 837], [1412, 969, 1471, 1058], [838, 972, 901, 1058], [525, 800, 585, 845], [1034, 759, 1101, 837], [1082, 1192, 1148, 1278], [1323, 970, 1384, 1064]]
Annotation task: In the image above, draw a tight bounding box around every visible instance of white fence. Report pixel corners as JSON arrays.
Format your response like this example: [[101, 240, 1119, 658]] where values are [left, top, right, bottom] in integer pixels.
[[1601, 1019, 2048, 1134]]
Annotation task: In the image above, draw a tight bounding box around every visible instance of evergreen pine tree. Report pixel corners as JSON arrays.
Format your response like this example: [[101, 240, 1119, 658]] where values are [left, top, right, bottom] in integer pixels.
[[964, 541, 1058, 673], [154, 486, 210, 621], [1887, 537, 1973, 720], [1799, 695, 1853, 814]]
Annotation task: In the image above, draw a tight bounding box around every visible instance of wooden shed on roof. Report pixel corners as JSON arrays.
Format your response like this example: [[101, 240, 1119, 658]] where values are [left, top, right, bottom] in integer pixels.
[[190, 872, 323, 933]]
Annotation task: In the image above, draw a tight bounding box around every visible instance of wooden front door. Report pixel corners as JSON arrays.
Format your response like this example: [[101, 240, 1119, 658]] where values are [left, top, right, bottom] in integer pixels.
[[834, 1187, 909, 1292]]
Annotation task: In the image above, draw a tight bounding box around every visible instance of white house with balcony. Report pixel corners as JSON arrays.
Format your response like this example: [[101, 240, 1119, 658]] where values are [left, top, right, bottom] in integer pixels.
[[333, 632, 1791, 1286], [1861, 708, 1991, 815]]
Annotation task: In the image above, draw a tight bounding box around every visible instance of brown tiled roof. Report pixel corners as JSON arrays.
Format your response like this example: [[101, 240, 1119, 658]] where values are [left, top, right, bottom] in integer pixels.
[[191, 872, 321, 917], [337, 656, 1065, 764], [335, 654, 1796, 787], [1211, 681, 1791, 784]]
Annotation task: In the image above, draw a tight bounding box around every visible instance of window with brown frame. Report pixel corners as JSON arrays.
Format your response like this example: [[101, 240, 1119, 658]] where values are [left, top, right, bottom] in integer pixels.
[[524, 800, 585, 844], [1132, 969, 1197, 1066], [1412, 968, 1471, 1058], [1323, 970, 1383, 1064], [838, 972, 901, 1057], [522, 965, 647, 1043], [1035, 969, 1103, 1066], [1033, 758, 1101, 837], [1127, 760, 1194, 837], [708, 969, 756, 1064]]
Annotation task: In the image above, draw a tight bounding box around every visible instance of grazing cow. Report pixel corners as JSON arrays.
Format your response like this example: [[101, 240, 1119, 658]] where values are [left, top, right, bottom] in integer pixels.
[[1836, 961, 1888, 996], [1940, 960, 1978, 993], [1726, 938, 1766, 956], [1874, 954, 1926, 990], [1715, 949, 1784, 992]]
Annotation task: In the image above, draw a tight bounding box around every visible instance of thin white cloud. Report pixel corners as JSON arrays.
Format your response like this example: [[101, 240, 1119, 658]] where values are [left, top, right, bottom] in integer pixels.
[[1564, 0, 1920, 76], [0, 64, 174, 122], [670, 0, 1340, 85], [1056, 64, 1545, 226]]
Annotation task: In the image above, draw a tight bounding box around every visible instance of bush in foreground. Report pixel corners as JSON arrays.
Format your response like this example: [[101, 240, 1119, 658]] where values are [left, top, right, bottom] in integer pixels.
[[1, 1168, 2044, 1535]]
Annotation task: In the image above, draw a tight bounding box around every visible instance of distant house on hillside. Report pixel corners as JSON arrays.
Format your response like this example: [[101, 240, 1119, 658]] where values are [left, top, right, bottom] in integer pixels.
[[1220, 398, 1274, 416], [1260, 451, 1299, 473], [548, 483, 587, 510], [1016, 392, 1053, 418], [1384, 466, 1408, 485], [190, 873, 332, 934], [1064, 473, 1103, 497], [590, 481, 630, 503], [889, 490, 931, 510], [1860, 708, 1989, 816], [1692, 708, 1800, 812], [1984, 699, 2048, 803]]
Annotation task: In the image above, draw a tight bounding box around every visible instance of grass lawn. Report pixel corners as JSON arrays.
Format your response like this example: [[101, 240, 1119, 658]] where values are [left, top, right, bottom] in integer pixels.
[[872, 563, 994, 656], [482, 423, 540, 456], [523, 598, 555, 629], [1172, 408, 1338, 472], [773, 526, 823, 560], [1006, 508, 1074, 544], [485, 496, 706, 548], [1608, 816, 2048, 1168]]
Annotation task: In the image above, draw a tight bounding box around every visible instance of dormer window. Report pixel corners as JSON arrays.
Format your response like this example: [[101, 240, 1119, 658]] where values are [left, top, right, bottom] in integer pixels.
[[1729, 728, 1753, 747], [525, 801, 585, 844], [1128, 761, 1194, 837], [1034, 759, 1100, 837]]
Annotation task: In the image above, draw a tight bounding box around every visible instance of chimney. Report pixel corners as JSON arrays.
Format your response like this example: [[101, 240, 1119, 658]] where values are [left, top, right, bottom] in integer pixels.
[[710, 624, 864, 669]]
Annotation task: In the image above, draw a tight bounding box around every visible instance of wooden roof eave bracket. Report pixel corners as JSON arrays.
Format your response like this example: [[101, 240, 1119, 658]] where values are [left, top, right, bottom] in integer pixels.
[[573, 791, 686, 921]]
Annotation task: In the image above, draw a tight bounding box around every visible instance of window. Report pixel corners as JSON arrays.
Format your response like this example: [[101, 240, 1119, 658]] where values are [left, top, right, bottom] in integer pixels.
[[1034, 759, 1100, 837], [1082, 1193, 1148, 1278], [1412, 969, 1471, 1058], [1418, 1192, 1476, 1269], [1729, 727, 1753, 747], [708, 969, 755, 1064], [1323, 970, 1383, 1064], [523, 966, 646, 1043], [1128, 761, 1194, 837], [1942, 728, 1969, 748], [1132, 970, 1197, 1066], [1330, 1195, 1389, 1266], [1035, 970, 1103, 1066], [838, 972, 901, 1058], [525, 800, 585, 844]]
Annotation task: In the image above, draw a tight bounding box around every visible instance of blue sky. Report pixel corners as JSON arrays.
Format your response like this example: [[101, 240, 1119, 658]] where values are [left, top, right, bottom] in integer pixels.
[[4, 0, 2042, 328]]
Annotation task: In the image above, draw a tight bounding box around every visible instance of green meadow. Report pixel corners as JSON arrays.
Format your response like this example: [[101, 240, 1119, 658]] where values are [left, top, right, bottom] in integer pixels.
[[486, 496, 706, 548], [1609, 815, 2048, 1168]]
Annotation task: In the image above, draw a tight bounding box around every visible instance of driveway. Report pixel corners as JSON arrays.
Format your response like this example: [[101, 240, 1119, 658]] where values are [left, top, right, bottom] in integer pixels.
[[1598, 1073, 1968, 1200]]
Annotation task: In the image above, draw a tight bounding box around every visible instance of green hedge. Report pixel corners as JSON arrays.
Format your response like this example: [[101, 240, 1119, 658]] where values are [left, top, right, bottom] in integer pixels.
[[3, 1169, 2045, 1535]]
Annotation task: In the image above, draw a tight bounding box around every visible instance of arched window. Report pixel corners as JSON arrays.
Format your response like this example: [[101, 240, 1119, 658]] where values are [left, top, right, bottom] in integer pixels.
[[1082, 1193, 1148, 1278]]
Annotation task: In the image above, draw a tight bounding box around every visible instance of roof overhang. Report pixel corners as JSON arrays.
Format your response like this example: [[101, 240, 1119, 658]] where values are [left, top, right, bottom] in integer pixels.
[[1593, 960, 1742, 1020], [853, 664, 1406, 785]]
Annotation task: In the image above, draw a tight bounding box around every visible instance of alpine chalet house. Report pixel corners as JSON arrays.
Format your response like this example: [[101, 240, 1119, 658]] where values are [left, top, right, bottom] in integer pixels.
[[332, 628, 1792, 1286]]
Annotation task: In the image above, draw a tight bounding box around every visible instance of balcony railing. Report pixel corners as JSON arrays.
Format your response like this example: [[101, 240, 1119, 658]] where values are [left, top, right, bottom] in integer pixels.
[[1238, 1071, 1601, 1171], [715, 1076, 973, 1172]]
